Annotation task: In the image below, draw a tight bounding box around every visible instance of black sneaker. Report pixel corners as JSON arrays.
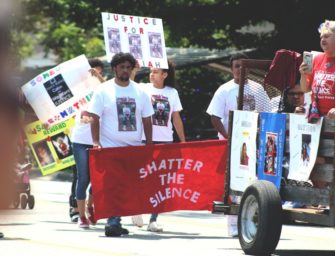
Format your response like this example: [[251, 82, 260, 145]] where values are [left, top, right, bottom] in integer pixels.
[[105, 225, 129, 237]]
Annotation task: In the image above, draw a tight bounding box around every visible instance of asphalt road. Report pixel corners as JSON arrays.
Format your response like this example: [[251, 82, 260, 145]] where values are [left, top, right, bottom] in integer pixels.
[[1, 178, 335, 256]]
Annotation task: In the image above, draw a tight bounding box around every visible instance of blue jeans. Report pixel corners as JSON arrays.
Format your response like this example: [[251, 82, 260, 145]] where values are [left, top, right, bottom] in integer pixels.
[[73, 143, 93, 200]]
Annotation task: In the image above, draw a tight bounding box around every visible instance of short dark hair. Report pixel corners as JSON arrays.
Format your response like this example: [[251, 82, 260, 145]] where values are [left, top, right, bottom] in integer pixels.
[[88, 58, 104, 69], [162, 59, 176, 88], [110, 52, 136, 69], [229, 53, 249, 68]]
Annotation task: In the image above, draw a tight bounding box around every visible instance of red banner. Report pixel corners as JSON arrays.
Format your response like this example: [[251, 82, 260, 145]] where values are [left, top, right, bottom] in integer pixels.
[[89, 140, 227, 220]]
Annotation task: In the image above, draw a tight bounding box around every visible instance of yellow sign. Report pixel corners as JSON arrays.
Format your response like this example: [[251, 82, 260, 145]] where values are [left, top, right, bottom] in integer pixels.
[[24, 118, 76, 175]]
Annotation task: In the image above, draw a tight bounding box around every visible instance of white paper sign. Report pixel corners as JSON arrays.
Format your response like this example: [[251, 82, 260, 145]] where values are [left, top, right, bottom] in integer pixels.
[[22, 55, 100, 125], [230, 110, 258, 192], [101, 12, 168, 69], [288, 114, 323, 181]]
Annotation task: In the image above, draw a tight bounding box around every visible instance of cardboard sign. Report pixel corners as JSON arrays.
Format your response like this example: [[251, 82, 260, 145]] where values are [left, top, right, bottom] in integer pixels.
[[102, 12, 168, 69]]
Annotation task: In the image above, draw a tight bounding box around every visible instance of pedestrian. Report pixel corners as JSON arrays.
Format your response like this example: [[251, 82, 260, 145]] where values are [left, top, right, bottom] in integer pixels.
[[88, 52, 154, 237], [132, 59, 186, 232], [71, 58, 105, 228], [300, 20, 335, 120], [206, 53, 270, 139], [206, 53, 270, 237]]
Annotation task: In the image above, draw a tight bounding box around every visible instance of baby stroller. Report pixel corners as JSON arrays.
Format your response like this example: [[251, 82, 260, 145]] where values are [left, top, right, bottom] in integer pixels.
[[13, 163, 35, 209]]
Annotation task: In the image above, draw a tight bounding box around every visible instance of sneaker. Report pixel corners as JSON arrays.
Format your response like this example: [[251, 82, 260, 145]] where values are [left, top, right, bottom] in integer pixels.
[[105, 225, 129, 237], [71, 212, 80, 223], [87, 207, 97, 225], [78, 216, 90, 228], [147, 221, 163, 232], [131, 215, 144, 227]]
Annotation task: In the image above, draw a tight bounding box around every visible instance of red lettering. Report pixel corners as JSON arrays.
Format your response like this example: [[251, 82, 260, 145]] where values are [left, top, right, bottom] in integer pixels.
[[124, 26, 128, 33], [148, 61, 153, 68], [47, 119, 54, 124], [113, 14, 118, 21], [36, 76, 43, 82], [49, 69, 55, 76], [73, 102, 80, 110], [129, 16, 133, 23], [139, 27, 144, 34], [144, 18, 148, 25]]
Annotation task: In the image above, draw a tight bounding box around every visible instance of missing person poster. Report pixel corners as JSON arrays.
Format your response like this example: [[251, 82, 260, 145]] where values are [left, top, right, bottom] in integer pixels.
[[21, 55, 100, 125], [25, 118, 76, 176], [230, 110, 258, 192], [288, 114, 323, 181], [257, 112, 286, 189], [102, 12, 168, 69]]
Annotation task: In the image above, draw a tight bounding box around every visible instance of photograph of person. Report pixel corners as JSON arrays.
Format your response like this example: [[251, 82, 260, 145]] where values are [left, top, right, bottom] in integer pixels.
[[128, 34, 143, 59], [240, 142, 249, 166], [51, 132, 72, 160], [264, 133, 277, 175], [148, 32, 163, 58], [108, 28, 121, 54], [33, 140, 55, 166], [301, 134, 311, 167]]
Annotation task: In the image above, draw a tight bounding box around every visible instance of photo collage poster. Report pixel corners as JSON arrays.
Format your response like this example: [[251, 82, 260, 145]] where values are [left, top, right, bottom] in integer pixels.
[[21, 55, 101, 125], [288, 114, 323, 181], [25, 118, 76, 176], [230, 110, 258, 192], [257, 112, 286, 189], [102, 12, 168, 69]]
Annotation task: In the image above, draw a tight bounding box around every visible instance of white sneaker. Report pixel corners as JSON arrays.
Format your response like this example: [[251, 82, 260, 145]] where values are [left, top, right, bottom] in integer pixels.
[[147, 221, 163, 232], [131, 215, 144, 227]]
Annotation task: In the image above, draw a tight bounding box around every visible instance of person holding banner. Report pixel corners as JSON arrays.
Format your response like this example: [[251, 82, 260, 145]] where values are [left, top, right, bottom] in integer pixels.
[[71, 58, 105, 228], [132, 59, 186, 232], [89, 52, 154, 237]]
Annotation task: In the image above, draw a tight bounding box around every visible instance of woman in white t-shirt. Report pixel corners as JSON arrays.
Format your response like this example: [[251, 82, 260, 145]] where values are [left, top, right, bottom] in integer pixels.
[[132, 60, 186, 232]]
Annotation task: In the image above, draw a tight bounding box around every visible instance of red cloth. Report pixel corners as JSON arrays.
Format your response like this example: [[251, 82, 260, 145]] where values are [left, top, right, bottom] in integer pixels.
[[264, 49, 303, 91], [89, 140, 227, 220], [309, 53, 335, 115]]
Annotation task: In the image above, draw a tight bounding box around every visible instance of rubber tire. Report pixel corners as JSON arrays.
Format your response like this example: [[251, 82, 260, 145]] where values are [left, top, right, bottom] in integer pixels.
[[238, 180, 282, 255], [28, 195, 35, 209], [13, 194, 20, 209], [20, 194, 28, 209]]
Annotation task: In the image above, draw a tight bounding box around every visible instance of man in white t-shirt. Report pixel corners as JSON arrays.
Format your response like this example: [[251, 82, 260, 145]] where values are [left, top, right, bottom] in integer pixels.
[[89, 53, 154, 237], [207, 53, 270, 139]]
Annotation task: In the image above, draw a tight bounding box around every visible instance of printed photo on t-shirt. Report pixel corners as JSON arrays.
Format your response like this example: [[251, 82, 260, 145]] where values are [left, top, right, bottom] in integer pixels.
[[152, 95, 170, 126], [43, 74, 74, 107], [128, 34, 143, 59], [117, 97, 137, 131]]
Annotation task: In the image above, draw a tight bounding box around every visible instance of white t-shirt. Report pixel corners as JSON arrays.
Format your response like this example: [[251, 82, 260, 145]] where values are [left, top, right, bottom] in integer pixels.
[[140, 83, 183, 142], [70, 109, 93, 145], [206, 79, 270, 139], [88, 79, 154, 147]]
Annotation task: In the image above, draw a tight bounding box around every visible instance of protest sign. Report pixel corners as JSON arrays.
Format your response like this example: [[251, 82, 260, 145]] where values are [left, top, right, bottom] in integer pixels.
[[89, 140, 227, 219], [230, 110, 258, 192], [22, 55, 100, 125], [288, 114, 323, 181], [25, 118, 75, 176], [257, 112, 286, 189], [102, 12, 168, 68]]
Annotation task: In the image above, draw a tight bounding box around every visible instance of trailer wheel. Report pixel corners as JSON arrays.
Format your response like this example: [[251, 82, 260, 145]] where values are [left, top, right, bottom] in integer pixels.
[[238, 180, 282, 255]]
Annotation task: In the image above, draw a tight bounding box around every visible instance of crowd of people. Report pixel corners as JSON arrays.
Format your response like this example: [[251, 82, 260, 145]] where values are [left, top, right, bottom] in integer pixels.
[[2, 18, 335, 239]]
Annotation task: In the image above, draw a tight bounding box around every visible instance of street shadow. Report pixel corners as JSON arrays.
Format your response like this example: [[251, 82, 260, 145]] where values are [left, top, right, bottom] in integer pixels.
[[0, 223, 33, 226], [273, 250, 335, 256], [111, 233, 233, 240], [165, 211, 223, 219], [56, 227, 105, 233], [0, 237, 29, 241]]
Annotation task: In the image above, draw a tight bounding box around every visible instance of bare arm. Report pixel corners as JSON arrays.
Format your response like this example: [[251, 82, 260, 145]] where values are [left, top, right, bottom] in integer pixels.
[[142, 116, 152, 144], [172, 111, 186, 142], [89, 68, 105, 83], [210, 115, 227, 138], [90, 113, 102, 148]]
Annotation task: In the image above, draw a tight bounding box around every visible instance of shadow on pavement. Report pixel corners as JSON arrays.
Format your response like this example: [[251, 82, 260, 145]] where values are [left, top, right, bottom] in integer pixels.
[[274, 250, 335, 256]]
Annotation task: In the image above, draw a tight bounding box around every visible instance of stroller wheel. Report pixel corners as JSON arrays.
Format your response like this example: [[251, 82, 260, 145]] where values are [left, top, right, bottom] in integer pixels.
[[28, 195, 35, 209], [20, 195, 28, 209], [13, 194, 20, 209]]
